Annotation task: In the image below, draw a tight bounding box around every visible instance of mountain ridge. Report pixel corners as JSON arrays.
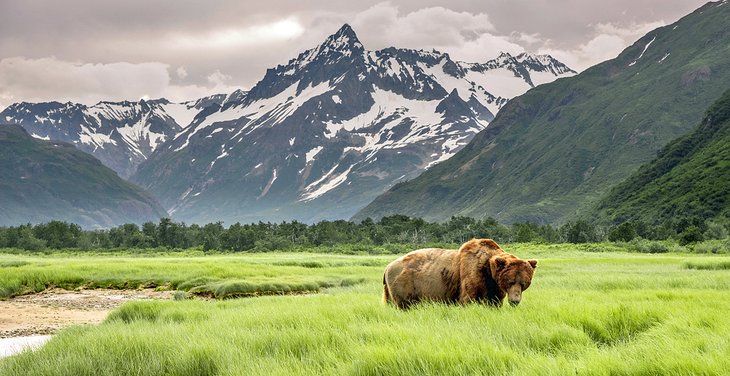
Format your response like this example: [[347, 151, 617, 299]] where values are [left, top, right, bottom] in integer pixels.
[[590, 86, 730, 224], [0, 94, 227, 178], [354, 1, 730, 224]]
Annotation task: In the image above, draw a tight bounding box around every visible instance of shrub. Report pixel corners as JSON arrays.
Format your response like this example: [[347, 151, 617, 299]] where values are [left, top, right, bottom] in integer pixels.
[[691, 240, 729, 254], [627, 239, 670, 253], [704, 221, 728, 240], [679, 226, 704, 245], [562, 220, 602, 243], [608, 222, 638, 242], [17, 233, 46, 251]]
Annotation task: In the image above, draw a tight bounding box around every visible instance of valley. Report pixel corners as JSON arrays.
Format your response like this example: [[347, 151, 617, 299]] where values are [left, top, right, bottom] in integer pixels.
[[2, 2, 730, 374]]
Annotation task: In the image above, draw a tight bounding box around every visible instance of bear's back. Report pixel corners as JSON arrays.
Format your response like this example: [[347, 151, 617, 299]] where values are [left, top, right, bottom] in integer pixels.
[[384, 247, 461, 305]]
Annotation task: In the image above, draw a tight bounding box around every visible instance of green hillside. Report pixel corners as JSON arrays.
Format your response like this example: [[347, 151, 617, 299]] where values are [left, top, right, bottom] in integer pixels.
[[591, 87, 730, 224], [355, 1, 730, 224], [0, 124, 167, 228]]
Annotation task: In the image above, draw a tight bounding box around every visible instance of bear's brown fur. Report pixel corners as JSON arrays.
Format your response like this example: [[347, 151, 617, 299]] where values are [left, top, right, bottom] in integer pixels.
[[383, 239, 537, 309]]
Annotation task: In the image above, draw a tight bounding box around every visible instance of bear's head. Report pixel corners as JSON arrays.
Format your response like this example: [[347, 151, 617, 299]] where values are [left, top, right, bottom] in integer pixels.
[[490, 256, 537, 306]]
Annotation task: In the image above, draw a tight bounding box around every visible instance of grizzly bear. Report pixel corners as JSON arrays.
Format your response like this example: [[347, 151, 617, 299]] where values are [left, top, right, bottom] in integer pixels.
[[382, 238, 537, 309]]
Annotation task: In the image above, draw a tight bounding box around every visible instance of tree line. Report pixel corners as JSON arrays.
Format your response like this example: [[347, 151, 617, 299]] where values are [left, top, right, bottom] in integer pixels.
[[0, 215, 726, 252]]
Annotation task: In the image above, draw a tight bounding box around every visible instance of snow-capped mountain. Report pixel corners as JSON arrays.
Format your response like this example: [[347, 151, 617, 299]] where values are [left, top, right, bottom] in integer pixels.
[[1, 95, 226, 178], [131, 24, 575, 224]]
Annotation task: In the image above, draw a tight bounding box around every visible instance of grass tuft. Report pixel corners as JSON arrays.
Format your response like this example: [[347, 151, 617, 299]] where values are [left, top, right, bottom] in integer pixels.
[[0, 260, 30, 268], [684, 261, 730, 270]]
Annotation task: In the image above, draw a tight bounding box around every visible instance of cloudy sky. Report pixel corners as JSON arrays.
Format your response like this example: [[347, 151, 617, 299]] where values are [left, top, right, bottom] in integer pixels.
[[0, 0, 709, 109]]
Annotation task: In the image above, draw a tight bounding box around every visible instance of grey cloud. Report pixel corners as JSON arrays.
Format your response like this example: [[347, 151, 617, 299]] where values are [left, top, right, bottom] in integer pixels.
[[0, 0, 709, 109], [479, 0, 707, 48], [0, 57, 232, 105]]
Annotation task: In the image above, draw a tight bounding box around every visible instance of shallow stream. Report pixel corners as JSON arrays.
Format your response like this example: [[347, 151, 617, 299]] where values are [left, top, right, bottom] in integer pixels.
[[0, 335, 51, 358]]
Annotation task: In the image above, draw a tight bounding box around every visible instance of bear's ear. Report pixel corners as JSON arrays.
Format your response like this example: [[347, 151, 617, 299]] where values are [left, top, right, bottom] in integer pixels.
[[494, 257, 507, 269], [480, 239, 500, 249], [528, 259, 538, 268]]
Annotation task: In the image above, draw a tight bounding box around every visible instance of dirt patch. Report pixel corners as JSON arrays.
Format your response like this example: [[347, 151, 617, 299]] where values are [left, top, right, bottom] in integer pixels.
[[0, 288, 172, 338]]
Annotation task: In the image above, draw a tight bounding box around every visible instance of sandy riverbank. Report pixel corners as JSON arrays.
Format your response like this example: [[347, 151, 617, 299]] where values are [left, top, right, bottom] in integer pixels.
[[0, 288, 172, 358]]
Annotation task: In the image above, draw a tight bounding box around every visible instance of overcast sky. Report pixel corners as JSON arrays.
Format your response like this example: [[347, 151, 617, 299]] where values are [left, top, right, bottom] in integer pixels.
[[0, 0, 710, 109]]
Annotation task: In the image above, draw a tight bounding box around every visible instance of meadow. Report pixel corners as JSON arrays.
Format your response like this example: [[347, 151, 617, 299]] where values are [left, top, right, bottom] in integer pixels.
[[1, 243, 730, 375]]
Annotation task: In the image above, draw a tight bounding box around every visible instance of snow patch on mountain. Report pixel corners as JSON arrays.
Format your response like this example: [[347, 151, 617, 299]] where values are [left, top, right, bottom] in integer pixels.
[[161, 102, 200, 129], [30, 133, 50, 140], [465, 68, 525, 106], [117, 117, 166, 156], [206, 128, 224, 138], [78, 123, 117, 149], [181, 80, 334, 152], [420, 60, 477, 101], [263, 81, 333, 126], [305, 146, 324, 164], [259, 168, 279, 198], [300, 165, 354, 202], [325, 88, 443, 140], [529, 70, 563, 86], [426, 134, 472, 168], [629, 36, 656, 66]]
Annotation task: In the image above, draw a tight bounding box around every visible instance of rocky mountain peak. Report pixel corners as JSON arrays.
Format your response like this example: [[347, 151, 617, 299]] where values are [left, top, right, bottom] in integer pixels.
[[321, 23, 363, 52]]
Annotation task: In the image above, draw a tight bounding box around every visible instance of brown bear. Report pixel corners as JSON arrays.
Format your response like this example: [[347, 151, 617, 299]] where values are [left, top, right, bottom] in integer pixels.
[[382, 238, 537, 309]]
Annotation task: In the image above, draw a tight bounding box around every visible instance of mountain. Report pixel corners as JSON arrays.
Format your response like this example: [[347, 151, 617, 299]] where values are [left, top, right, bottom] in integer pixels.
[[0, 124, 167, 228], [0, 94, 226, 178], [355, 1, 730, 224], [590, 87, 730, 224], [130, 24, 574, 224]]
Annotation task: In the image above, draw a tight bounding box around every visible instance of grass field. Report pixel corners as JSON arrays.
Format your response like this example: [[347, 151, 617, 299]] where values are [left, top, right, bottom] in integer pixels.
[[0, 251, 385, 299], [1, 244, 730, 375]]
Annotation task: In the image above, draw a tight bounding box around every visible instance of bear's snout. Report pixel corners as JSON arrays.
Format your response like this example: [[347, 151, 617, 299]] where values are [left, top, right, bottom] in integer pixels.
[[507, 285, 522, 306]]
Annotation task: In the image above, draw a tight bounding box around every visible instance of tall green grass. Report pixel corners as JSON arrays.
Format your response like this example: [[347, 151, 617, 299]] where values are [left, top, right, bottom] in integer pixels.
[[2, 248, 730, 375], [0, 252, 390, 299]]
